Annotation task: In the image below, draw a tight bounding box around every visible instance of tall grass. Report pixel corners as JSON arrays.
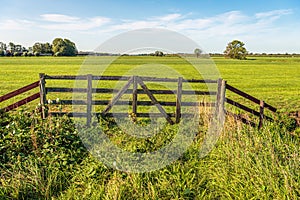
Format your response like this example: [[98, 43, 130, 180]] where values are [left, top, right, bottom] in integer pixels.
[[0, 110, 299, 199]]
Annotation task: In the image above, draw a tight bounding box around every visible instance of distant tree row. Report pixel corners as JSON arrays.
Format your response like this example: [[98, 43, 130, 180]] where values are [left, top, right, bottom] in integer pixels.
[[0, 38, 77, 57]]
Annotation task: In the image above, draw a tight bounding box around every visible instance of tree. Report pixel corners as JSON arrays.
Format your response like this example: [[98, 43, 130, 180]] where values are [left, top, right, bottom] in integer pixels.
[[0, 42, 6, 51], [8, 42, 15, 53], [33, 42, 53, 54], [154, 50, 164, 57], [224, 40, 247, 60], [194, 48, 202, 58], [52, 38, 77, 56]]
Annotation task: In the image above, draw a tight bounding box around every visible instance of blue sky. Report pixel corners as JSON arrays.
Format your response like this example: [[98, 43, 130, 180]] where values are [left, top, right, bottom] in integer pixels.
[[0, 0, 299, 53]]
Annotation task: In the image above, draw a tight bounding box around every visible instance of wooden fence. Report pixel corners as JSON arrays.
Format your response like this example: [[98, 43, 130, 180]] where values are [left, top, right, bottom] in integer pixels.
[[0, 73, 277, 128]]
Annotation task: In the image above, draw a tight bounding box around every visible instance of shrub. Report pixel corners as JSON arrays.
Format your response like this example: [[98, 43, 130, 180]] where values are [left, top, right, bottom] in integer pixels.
[[54, 52, 62, 56], [28, 52, 33, 57], [0, 50, 4, 56], [22, 52, 28, 57], [34, 52, 40, 56], [13, 52, 20, 57]]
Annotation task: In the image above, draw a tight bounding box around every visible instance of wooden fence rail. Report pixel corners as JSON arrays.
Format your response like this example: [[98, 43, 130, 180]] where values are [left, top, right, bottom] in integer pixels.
[[0, 81, 40, 112], [0, 74, 277, 129], [225, 83, 277, 128]]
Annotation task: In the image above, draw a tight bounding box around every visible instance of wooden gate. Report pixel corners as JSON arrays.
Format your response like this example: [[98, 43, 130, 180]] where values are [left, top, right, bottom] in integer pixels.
[[41, 74, 218, 126]]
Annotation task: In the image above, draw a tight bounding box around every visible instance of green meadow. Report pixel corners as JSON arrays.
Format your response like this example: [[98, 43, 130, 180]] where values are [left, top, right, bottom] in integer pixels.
[[0, 56, 299, 111]]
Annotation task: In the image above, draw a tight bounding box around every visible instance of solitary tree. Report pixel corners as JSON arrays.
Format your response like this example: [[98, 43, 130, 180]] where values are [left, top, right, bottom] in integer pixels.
[[154, 50, 164, 57], [194, 48, 202, 58], [52, 38, 77, 56], [224, 40, 247, 60]]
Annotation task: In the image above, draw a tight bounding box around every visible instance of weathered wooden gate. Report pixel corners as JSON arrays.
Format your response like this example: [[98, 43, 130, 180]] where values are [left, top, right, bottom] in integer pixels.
[[40, 74, 218, 126]]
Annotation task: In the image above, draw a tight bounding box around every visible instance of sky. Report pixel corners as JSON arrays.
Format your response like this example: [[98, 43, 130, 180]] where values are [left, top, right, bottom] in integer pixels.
[[0, 0, 299, 53]]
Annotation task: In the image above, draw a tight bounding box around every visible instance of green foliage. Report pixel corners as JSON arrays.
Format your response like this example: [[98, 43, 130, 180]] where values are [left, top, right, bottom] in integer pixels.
[[52, 38, 78, 56], [224, 40, 248, 60], [33, 42, 53, 55], [0, 50, 4, 56], [22, 52, 28, 57], [0, 111, 87, 199], [13, 52, 20, 57], [194, 48, 202, 58], [154, 50, 164, 56], [0, 111, 299, 199]]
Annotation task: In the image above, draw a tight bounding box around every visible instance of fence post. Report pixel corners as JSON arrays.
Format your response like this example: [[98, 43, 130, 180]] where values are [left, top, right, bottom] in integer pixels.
[[87, 74, 92, 127], [39, 73, 47, 119], [215, 78, 226, 119], [132, 76, 138, 115], [175, 77, 183, 123], [258, 100, 265, 129]]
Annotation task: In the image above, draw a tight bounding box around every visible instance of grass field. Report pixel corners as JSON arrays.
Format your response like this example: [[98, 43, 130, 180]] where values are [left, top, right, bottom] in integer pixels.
[[0, 56, 299, 199], [0, 56, 299, 112]]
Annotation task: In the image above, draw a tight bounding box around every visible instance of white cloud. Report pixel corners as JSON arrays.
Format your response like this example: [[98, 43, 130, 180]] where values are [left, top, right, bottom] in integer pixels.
[[152, 13, 182, 21], [39, 15, 111, 31], [40, 14, 80, 23], [0, 19, 34, 30], [255, 9, 292, 19]]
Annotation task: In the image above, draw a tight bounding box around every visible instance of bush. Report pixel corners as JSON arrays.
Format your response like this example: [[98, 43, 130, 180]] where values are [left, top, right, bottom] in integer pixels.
[[0, 50, 4, 56], [13, 52, 20, 57], [55, 52, 62, 56], [28, 52, 33, 57], [22, 52, 28, 57], [34, 52, 40, 56]]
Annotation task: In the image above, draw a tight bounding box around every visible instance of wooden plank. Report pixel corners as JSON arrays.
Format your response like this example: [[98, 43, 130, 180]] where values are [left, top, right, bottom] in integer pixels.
[[226, 111, 256, 127], [86, 74, 93, 127], [137, 77, 174, 125], [45, 75, 82, 80], [226, 84, 277, 112], [46, 87, 215, 95], [46, 88, 87, 93], [3, 93, 40, 112], [176, 77, 183, 123], [49, 112, 87, 117], [102, 77, 133, 114], [45, 74, 217, 83], [132, 76, 138, 115], [92, 76, 131, 81], [226, 98, 260, 117], [99, 113, 176, 118], [258, 100, 265, 129], [50, 112, 194, 118], [0, 81, 39, 103], [39, 73, 47, 118], [185, 79, 218, 83], [51, 99, 215, 107], [45, 75, 131, 81], [226, 98, 273, 121]]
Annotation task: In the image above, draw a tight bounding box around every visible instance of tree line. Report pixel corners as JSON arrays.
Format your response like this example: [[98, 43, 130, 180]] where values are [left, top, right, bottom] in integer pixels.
[[0, 38, 77, 57]]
